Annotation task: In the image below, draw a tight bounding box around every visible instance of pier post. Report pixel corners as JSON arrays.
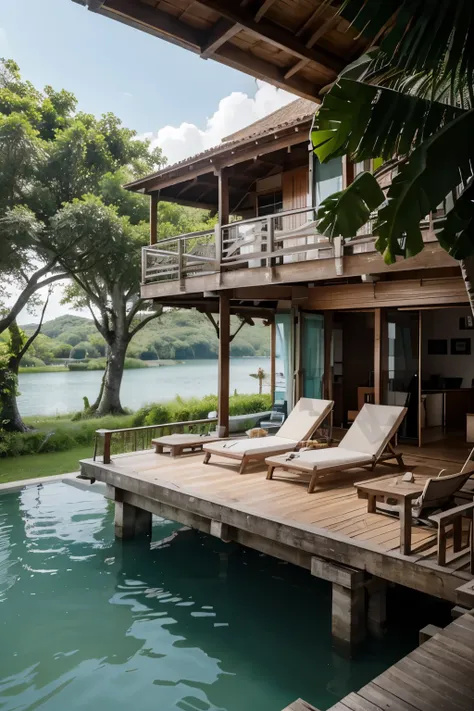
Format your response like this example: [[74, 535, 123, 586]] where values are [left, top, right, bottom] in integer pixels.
[[366, 577, 388, 638], [311, 557, 366, 655], [114, 489, 152, 540]]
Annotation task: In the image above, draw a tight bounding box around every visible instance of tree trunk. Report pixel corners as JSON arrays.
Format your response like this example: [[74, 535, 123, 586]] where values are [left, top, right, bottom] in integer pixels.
[[0, 356, 28, 433], [460, 256, 474, 316], [95, 339, 127, 416]]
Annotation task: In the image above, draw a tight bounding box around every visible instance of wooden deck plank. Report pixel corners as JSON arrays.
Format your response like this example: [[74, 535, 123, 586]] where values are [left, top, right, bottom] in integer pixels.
[[81, 450, 472, 604]]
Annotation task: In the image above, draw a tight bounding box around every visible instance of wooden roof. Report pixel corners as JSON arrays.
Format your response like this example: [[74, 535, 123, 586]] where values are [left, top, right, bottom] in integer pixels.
[[125, 97, 316, 196], [73, 1, 367, 100]]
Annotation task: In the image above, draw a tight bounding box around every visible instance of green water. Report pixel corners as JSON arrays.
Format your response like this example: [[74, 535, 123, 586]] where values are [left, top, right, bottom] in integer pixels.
[[0, 483, 417, 711]]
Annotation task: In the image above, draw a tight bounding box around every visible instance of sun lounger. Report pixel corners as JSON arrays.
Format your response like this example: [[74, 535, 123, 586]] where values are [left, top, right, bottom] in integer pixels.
[[266, 403, 407, 493], [202, 397, 334, 474]]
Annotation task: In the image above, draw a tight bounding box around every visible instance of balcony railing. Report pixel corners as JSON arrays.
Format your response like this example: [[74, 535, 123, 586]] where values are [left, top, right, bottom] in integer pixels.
[[142, 206, 441, 286]]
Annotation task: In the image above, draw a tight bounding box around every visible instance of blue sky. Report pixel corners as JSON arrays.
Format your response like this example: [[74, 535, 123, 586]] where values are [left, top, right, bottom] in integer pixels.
[[0, 0, 258, 134], [3, 0, 294, 321]]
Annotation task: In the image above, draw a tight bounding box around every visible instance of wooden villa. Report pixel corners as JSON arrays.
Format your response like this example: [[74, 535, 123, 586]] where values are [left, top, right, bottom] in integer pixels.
[[76, 0, 474, 659]]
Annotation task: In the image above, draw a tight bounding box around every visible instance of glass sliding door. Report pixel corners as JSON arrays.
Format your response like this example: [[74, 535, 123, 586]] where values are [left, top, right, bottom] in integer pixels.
[[385, 310, 420, 441], [302, 313, 324, 398], [275, 313, 293, 414]]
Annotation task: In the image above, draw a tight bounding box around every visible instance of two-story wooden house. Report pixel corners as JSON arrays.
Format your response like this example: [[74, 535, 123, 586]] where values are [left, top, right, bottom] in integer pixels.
[[125, 98, 473, 450]]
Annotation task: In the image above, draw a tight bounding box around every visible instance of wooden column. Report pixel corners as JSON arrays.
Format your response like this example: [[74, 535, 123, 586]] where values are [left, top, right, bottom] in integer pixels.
[[342, 156, 354, 189], [114, 488, 152, 540], [217, 168, 229, 226], [270, 319, 276, 404], [366, 577, 388, 638], [311, 557, 367, 656], [218, 292, 230, 436], [374, 308, 382, 404], [323, 312, 333, 401], [149, 192, 159, 245]]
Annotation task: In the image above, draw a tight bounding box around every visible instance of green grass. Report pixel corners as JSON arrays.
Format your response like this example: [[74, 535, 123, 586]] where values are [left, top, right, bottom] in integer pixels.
[[19, 365, 67, 373], [0, 445, 92, 483]]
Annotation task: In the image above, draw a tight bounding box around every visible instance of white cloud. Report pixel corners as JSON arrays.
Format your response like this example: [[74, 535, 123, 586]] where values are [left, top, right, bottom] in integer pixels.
[[144, 80, 294, 165], [0, 28, 8, 55]]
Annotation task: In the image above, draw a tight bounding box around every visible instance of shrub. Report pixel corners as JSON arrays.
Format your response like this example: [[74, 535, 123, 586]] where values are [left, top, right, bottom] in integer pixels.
[[132, 393, 271, 427], [68, 362, 89, 371], [20, 355, 46, 368]]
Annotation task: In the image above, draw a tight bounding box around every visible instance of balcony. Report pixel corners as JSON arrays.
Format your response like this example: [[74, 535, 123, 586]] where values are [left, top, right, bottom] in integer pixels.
[[141, 206, 443, 297]]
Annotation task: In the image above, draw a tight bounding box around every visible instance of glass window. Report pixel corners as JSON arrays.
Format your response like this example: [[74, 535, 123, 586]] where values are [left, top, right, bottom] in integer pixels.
[[257, 190, 283, 217], [314, 157, 342, 206]]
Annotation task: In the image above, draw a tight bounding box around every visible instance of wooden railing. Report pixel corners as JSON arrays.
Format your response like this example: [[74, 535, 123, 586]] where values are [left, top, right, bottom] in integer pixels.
[[142, 229, 216, 284], [220, 206, 333, 267], [95, 417, 218, 464], [141, 205, 442, 286]]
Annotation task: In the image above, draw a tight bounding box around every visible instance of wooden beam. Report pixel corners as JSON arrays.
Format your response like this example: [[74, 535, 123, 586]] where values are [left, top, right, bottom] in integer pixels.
[[141, 248, 460, 301], [218, 293, 230, 436], [99, 0, 202, 51], [284, 12, 341, 80], [255, 0, 278, 22], [217, 168, 229, 226], [196, 0, 343, 73], [216, 43, 323, 101], [149, 192, 158, 245], [201, 18, 241, 59]]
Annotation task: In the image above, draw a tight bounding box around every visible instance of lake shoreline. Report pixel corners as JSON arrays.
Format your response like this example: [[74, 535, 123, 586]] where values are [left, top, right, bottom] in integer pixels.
[[18, 358, 278, 417]]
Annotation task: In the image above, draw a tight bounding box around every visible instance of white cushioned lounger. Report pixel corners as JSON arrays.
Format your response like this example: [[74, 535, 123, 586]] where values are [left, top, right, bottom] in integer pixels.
[[266, 403, 407, 493], [202, 397, 334, 474]]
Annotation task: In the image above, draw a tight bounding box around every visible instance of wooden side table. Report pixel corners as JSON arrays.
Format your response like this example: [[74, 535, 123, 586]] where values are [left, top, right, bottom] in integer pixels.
[[355, 475, 426, 555], [152, 433, 223, 457]]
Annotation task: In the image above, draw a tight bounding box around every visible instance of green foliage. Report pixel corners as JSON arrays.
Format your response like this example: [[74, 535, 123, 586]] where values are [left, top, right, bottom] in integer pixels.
[[22, 310, 271, 363], [69, 342, 88, 360], [0, 393, 271, 460], [0, 413, 133, 458], [310, 1, 474, 268], [132, 393, 272, 427], [67, 362, 88, 371]]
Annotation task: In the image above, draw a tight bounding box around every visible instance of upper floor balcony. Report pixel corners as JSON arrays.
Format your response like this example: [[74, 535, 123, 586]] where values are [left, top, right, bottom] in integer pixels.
[[140, 205, 445, 300]]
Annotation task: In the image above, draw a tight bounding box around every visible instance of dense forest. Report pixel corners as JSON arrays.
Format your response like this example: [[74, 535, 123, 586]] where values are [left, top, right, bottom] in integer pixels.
[[19, 311, 271, 365]]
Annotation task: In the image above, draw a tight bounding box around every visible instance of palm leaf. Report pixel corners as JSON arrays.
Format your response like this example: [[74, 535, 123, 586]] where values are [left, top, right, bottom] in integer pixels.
[[311, 78, 462, 164], [374, 108, 474, 263], [339, 0, 474, 94], [316, 172, 385, 239], [435, 181, 474, 259]]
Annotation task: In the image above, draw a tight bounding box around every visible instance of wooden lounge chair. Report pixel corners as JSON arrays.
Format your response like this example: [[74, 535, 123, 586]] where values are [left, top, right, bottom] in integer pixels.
[[377, 470, 474, 570], [266, 404, 407, 493], [202, 397, 334, 474]]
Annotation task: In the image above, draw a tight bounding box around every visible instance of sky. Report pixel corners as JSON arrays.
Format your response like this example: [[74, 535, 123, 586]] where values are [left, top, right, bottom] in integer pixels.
[[2, 0, 294, 322]]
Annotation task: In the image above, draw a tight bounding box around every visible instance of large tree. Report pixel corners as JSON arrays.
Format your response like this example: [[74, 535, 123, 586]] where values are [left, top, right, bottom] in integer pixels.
[[53, 198, 162, 415], [310, 0, 474, 312], [0, 59, 164, 428]]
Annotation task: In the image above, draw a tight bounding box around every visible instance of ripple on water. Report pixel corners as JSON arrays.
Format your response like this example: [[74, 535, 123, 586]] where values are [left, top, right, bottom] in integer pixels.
[[0, 482, 417, 711]]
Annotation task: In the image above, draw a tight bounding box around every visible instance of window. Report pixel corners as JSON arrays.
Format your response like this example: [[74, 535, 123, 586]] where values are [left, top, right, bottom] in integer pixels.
[[314, 157, 342, 207], [257, 190, 283, 217]]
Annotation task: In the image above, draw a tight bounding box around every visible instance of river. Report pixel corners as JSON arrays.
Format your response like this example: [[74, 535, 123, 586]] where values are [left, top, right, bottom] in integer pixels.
[[18, 358, 277, 416]]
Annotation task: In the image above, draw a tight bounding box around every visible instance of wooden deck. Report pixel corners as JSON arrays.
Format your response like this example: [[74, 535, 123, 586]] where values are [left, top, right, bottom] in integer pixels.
[[81, 445, 474, 608], [284, 612, 474, 711]]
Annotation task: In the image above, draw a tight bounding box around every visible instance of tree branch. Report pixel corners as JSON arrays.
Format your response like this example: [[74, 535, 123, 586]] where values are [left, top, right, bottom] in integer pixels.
[[0, 269, 68, 335], [229, 318, 246, 343], [129, 310, 161, 339], [17, 290, 51, 360]]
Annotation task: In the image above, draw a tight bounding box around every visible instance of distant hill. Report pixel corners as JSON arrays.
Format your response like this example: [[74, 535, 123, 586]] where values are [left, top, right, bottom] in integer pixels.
[[22, 309, 271, 363]]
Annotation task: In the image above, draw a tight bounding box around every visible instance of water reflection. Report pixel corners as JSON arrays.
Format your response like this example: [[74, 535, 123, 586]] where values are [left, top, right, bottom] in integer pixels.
[[0, 483, 416, 711]]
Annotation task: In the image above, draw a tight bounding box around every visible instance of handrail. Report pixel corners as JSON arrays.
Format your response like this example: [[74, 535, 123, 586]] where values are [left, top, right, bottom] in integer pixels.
[[151, 228, 215, 249], [221, 205, 315, 230], [95, 417, 218, 464]]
